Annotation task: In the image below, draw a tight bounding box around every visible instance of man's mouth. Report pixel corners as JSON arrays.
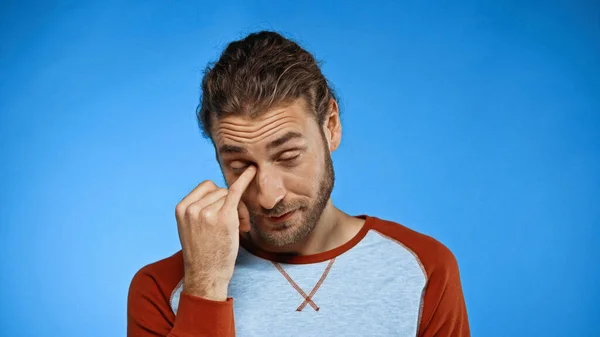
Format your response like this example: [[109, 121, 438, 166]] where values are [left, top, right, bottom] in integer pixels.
[[266, 210, 296, 223]]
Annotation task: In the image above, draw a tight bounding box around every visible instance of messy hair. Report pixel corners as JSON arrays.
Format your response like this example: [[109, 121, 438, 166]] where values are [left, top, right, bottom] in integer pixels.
[[196, 30, 338, 139]]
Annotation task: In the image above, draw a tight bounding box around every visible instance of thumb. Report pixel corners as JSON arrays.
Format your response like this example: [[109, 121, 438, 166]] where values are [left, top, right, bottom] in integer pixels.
[[237, 201, 251, 233]]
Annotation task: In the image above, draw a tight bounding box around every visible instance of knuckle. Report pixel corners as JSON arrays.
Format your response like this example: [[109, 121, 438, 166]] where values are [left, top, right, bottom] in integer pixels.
[[199, 207, 215, 220], [175, 203, 185, 216], [185, 204, 201, 217], [199, 180, 217, 189]]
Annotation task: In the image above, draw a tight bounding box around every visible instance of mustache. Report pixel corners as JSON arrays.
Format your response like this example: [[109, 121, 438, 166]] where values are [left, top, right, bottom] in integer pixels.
[[255, 199, 308, 217]]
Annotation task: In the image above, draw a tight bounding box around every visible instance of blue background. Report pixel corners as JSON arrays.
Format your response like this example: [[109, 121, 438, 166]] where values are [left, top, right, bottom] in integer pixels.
[[1, 1, 598, 336]]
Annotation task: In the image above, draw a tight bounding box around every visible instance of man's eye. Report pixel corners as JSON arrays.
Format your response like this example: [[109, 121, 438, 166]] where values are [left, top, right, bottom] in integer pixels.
[[279, 153, 301, 162], [229, 162, 248, 171]]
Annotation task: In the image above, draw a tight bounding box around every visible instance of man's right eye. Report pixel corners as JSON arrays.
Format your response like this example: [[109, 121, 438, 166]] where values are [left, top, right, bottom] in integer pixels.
[[229, 161, 249, 171]]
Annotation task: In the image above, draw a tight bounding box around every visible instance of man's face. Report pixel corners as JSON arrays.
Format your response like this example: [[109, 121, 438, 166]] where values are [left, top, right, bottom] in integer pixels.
[[213, 99, 336, 247]]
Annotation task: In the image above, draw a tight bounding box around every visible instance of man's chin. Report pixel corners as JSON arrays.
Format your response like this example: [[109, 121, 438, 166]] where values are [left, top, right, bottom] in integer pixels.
[[256, 224, 296, 246], [250, 220, 309, 247]]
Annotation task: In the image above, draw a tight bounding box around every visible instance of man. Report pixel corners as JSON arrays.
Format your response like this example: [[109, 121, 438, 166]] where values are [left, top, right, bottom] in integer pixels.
[[127, 31, 470, 337]]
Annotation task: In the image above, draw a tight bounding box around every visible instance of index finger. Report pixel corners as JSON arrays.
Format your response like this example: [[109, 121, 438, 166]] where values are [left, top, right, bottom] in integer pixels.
[[223, 166, 256, 209]]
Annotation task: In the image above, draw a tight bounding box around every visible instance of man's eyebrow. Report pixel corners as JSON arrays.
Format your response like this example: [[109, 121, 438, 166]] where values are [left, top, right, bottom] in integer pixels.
[[218, 144, 247, 155], [267, 131, 304, 150]]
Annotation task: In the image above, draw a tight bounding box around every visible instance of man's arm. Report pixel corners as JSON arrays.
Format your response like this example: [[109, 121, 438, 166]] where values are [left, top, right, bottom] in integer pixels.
[[127, 268, 235, 337], [417, 244, 470, 337], [127, 167, 257, 336]]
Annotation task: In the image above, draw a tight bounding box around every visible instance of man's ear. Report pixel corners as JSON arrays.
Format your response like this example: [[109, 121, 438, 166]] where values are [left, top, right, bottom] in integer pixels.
[[322, 98, 342, 152]]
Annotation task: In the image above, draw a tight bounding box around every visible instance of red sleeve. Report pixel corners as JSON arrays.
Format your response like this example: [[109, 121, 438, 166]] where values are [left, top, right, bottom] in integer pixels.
[[127, 266, 236, 337], [170, 293, 235, 337], [369, 218, 470, 337], [417, 240, 470, 337]]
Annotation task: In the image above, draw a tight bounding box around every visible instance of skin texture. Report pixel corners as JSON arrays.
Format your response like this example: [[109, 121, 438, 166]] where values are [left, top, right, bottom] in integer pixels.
[[213, 97, 365, 255]]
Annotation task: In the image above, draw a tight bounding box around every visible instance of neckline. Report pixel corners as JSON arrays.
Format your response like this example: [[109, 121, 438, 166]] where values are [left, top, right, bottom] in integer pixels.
[[239, 215, 373, 264]]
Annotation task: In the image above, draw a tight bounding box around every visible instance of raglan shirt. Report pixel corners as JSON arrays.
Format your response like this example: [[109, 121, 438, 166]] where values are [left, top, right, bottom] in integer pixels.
[[128, 216, 470, 337]]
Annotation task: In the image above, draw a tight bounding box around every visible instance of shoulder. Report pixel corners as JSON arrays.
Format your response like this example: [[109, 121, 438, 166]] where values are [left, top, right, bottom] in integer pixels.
[[364, 216, 470, 335], [127, 252, 185, 332], [365, 216, 460, 280], [128, 250, 185, 304]]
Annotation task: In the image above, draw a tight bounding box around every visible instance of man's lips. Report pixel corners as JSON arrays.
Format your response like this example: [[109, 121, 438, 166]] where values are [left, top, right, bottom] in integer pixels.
[[265, 210, 296, 222]]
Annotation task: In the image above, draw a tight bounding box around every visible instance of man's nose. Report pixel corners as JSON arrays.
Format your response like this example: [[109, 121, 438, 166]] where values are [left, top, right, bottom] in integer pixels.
[[255, 166, 286, 210]]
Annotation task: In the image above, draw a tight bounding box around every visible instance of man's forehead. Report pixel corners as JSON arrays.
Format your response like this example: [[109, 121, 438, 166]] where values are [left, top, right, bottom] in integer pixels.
[[212, 100, 314, 151], [216, 130, 306, 156]]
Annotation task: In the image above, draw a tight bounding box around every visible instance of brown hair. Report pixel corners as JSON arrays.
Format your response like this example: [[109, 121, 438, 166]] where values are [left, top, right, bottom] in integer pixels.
[[196, 30, 338, 139]]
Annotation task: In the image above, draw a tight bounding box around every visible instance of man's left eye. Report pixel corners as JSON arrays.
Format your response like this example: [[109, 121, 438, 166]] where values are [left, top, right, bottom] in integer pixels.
[[279, 153, 300, 162]]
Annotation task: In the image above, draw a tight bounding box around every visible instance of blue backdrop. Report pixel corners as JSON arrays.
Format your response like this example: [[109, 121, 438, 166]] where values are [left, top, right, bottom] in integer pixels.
[[1, 1, 598, 336]]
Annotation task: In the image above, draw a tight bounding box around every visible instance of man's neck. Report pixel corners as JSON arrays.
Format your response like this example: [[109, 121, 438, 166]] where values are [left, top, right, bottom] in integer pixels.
[[245, 201, 365, 256]]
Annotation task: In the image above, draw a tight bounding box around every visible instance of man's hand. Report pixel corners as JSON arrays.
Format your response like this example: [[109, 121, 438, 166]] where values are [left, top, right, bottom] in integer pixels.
[[175, 166, 256, 301]]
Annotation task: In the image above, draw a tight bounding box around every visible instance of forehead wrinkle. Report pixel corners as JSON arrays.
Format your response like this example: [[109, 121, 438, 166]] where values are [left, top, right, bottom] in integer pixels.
[[218, 118, 295, 139], [217, 123, 298, 145], [217, 105, 290, 127], [215, 118, 300, 146], [216, 112, 296, 133]]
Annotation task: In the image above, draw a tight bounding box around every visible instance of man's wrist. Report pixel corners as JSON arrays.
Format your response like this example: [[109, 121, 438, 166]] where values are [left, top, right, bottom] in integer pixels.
[[183, 276, 229, 301]]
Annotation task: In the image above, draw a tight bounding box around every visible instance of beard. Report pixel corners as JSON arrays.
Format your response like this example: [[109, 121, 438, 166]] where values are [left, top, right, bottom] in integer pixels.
[[248, 145, 335, 247]]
